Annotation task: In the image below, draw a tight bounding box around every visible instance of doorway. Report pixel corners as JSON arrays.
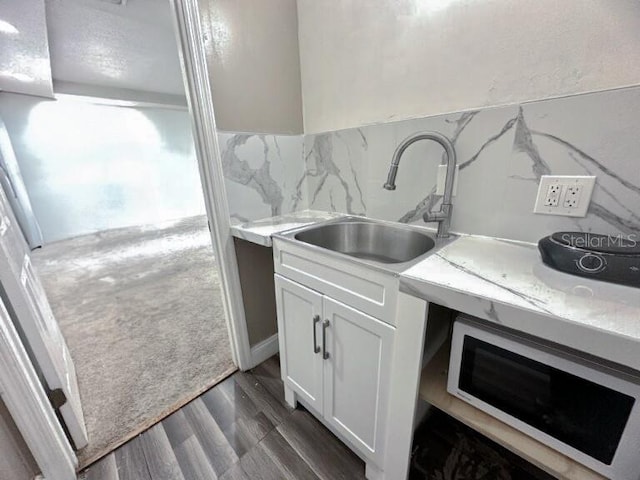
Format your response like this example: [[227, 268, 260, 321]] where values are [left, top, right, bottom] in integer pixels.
[[0, 0, 237, 470]]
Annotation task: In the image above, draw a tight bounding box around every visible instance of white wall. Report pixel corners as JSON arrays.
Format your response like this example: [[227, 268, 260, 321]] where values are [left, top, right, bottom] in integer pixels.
[[198, 0, 303, 134], [298, 0, 640, 133], [0, 93, 206, 243]]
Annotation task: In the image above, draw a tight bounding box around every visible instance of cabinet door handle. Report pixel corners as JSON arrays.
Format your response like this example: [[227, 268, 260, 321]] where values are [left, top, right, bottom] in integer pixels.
[[312, 315, 321, 354], [322, 319, 330, 360]]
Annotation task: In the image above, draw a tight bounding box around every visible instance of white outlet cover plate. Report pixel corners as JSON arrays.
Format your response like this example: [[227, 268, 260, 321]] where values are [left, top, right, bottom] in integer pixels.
[[534, 175, 596, 217]]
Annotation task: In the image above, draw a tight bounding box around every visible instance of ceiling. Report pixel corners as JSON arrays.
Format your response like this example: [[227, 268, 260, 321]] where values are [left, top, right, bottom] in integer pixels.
[[0, 0, 53, 97], [45, 0, 185, 97]]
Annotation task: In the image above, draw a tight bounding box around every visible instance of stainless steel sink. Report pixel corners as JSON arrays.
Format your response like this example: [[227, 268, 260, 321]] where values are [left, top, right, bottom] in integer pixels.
[[294, 219, 435, 264]]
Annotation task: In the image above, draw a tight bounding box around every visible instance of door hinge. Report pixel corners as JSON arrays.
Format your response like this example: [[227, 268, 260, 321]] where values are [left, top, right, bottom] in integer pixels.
[[48, 388, 67, 410]]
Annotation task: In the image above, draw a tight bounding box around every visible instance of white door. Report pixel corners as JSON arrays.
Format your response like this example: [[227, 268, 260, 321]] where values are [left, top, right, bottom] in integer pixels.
[[274, 274, 324, 412], [0, 185, 87, 449], [322, 296, 394, 464]]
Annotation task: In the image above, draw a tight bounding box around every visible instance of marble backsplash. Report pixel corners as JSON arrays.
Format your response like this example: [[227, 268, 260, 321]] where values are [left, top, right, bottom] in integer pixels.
[[218, 132, 305, 223], [220, 86, 640, 243]]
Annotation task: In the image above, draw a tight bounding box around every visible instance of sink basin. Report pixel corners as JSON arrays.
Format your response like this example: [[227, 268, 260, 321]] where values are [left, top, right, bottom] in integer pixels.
[[294, 219, 435, 264]]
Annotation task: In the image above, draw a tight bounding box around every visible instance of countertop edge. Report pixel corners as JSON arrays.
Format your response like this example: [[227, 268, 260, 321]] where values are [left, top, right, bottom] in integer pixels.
[[399, 275, 640, 372], [230, 210, 346, 247]]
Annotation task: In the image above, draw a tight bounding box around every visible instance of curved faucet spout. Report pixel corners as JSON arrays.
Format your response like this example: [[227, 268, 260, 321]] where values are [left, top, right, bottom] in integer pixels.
[[383, 131, 457, 238]]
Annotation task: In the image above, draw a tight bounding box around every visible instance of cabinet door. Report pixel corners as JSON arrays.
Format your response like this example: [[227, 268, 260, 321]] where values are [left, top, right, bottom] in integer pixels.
[[322, 296, 394, 464], [274, 275, 324, 412]]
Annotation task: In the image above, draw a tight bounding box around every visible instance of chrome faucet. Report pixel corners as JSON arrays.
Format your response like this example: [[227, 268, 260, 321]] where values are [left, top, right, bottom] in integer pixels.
[[383, 131, 457, 238]]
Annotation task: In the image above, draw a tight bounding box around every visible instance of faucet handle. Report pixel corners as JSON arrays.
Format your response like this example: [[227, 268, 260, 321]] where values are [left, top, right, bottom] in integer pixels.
[[424, 204, 451, 222], [423, 211, 443, 223]]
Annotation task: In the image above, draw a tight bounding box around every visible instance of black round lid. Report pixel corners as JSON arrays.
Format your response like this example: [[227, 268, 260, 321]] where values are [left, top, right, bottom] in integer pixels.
[[550, 231, 640, 255]]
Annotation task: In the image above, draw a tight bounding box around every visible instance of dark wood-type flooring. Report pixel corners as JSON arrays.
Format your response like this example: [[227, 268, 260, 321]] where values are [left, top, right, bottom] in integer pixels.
[[81, 356, 366, 480]]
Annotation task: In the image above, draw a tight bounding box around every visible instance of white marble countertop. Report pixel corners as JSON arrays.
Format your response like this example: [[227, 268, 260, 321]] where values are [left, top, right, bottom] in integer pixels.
[[230, 210, 345, 247], [400, 235, 640, 372], [230, 210, 640, 371]]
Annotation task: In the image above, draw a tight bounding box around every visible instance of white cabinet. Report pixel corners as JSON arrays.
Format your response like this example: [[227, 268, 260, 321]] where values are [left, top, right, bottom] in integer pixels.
[[275, 274, 394, 468], [273, 237, 400, 323], [323, 297, 394, 461], [274, 275, 324, 413]]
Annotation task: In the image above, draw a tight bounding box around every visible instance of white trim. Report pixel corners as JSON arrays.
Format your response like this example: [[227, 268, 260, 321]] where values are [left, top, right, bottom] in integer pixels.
[[249, 334, 279, 368], [0, 297, 77, 480], [365, 463, 383, 480], [383, 292, 429, 480], [169, 0, 252, 370]]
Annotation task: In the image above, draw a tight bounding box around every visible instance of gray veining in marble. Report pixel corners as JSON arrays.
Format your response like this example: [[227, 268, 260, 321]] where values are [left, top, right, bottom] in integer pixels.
[[398, 110, 486, 223], [218, 133, 305, 223], [221, 135, 284, 215], [300, 86, 640, 243], [400, 234, 640, 372], [298, 132, 367, 215], [221, 86, 640, 245], [433, 251, 556, 316]]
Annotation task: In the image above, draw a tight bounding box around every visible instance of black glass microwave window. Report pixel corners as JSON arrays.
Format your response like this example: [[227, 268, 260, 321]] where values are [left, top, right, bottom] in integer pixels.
[[459, 336, 635, 465]]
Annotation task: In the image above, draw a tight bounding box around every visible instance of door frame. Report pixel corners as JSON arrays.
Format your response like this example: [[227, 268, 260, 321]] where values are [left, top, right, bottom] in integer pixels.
[[0, 2, 254, 478], [0, 295, 77, 480], [169, 0, 252, 370]]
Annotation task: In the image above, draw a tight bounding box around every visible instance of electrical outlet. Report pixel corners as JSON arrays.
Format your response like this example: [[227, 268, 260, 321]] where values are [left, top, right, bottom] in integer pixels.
[[563, 185, 582, 208], [534, 175, 596, 217], [544, 184, 562, 207]]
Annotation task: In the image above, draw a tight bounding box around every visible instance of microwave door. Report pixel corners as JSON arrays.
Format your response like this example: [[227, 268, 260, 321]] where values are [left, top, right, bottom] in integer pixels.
[[466, 346, 552, 418], [458, 335, 634, 466]]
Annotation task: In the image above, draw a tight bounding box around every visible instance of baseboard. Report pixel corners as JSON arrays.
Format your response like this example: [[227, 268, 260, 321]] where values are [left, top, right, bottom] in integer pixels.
[[249, 334, 279, 368]]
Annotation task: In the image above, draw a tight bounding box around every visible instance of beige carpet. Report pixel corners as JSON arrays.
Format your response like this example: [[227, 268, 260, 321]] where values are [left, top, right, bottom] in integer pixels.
[[32, 216, 236, 468]]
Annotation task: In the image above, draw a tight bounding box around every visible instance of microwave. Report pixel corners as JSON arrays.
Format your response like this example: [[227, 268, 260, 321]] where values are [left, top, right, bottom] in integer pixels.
[[447, 315, 640, 479]]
